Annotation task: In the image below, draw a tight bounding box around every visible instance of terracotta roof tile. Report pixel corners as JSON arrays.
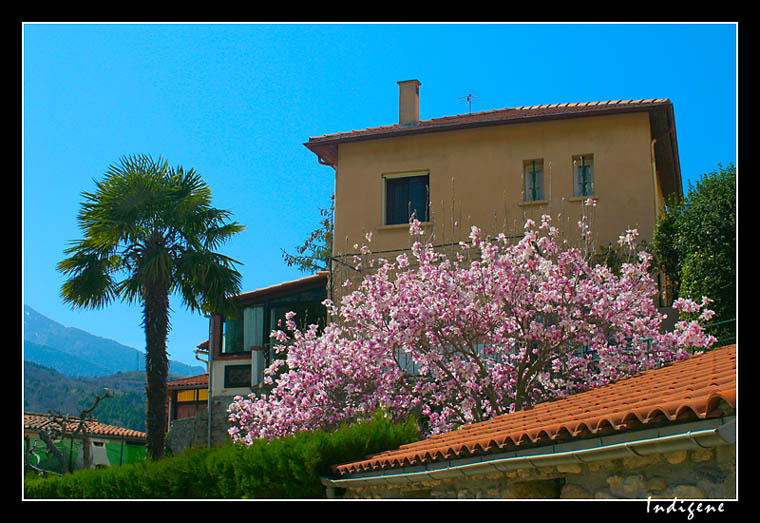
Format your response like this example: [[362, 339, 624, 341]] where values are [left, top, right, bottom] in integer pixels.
[[305, 98, 674, 167], [168, 373, 209, 389], [332, 345, 736, 476], [24, 412, 146, 440], [307, 98, 670, 145]]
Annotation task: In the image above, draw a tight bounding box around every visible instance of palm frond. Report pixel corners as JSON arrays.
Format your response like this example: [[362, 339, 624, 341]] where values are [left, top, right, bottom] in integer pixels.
[[57, 241, 121, 309], [173, 249, 243, 315], [59, 153, 244, 314]]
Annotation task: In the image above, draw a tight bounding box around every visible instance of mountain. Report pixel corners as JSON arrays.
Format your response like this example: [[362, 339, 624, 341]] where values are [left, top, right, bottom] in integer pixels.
[[24, 340, 116, 377], [24, 361, 148, 432], [23, 305, 206, 378]]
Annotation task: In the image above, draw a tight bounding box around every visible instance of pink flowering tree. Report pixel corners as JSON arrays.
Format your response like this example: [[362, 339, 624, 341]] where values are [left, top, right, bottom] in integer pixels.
[[228, 204, 716, 443]]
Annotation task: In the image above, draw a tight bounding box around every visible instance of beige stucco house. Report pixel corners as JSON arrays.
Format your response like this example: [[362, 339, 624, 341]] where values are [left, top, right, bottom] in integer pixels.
[[305, 80, 682, 299], [172, 81, 688, 453]]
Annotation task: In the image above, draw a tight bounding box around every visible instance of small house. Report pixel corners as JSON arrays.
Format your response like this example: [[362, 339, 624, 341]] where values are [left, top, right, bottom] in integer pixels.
[[24, 412, 146, 473]]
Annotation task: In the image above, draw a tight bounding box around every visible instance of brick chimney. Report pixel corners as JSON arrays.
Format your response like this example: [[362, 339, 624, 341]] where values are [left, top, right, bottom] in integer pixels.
[[397, 79, 421, 127]]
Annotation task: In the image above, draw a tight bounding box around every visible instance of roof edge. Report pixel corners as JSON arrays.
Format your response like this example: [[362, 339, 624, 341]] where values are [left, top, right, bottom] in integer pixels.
[[304, 99, 675, 170], [320, 416, 735, 489], [307, 99, 673, 146], [229, 271, 329, 306]]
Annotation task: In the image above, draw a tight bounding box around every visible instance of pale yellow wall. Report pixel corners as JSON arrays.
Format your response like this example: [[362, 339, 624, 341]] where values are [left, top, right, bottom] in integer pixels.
[[333, 112, 657, 259], [210, 358, 252, 398]]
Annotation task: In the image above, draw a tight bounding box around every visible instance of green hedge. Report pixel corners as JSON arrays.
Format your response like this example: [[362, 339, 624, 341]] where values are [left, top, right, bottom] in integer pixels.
[[24, 413, 419, 499]]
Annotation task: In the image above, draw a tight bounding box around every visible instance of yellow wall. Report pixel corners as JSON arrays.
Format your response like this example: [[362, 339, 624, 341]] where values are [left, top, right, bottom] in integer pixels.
[[333, 112, 657, 259], [176, 388, 209, 403]]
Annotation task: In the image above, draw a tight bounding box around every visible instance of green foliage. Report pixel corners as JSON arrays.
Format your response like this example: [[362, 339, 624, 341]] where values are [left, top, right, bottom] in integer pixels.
[[282, 194, 334, 274], [25, 361, 146, 432], [24, 412, 419, 499], [653, 162, 736, 343], [77, 390, 146, 432], [57, 154, 245, 316]]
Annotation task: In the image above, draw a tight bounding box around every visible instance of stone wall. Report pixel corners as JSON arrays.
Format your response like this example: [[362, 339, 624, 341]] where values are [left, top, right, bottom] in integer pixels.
[[337, 444, 736, 500], [165, 412, 207, 455], [209, 395, 236, 447], [165, 395, 237, 455]]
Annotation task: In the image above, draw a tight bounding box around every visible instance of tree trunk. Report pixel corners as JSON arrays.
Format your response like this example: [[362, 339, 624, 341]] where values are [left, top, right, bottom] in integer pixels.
[[38, 429, 68, 474], [143, 274, 170, 461], [80, 434, 91, 469]]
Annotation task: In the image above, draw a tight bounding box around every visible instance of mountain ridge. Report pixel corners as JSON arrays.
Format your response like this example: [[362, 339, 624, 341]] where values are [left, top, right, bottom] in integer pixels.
[[23, 305, 206, 378]]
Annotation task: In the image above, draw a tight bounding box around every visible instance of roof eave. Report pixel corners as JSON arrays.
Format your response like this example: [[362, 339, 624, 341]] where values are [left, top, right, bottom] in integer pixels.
[[320, 415, 735, 489], [229, 271, 329, 308], [168, 382, 208, 391], [307, 102, 675, 147], [306, 101, 676, 171]]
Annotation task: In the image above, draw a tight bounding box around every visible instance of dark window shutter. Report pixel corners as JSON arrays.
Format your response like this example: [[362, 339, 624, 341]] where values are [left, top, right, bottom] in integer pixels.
[[386, 175, 429, 225]]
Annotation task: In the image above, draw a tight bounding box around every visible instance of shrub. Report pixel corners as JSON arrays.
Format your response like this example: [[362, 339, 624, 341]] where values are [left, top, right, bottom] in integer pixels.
[[24, 412, 418, 499]]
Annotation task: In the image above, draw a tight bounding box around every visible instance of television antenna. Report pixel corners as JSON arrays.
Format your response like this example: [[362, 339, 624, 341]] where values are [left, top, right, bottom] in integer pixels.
[[459, 93, 479, 114]]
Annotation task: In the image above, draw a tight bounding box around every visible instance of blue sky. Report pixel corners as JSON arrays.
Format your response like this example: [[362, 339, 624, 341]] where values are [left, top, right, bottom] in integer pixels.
[[22, 22, 737, 370]]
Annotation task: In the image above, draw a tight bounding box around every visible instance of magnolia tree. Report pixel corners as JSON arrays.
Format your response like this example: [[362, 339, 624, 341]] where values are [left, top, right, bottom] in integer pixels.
[[228, 204, 716, 443]]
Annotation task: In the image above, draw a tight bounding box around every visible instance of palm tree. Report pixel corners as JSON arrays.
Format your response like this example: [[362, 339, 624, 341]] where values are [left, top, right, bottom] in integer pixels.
[[57, 155, 245, 460]]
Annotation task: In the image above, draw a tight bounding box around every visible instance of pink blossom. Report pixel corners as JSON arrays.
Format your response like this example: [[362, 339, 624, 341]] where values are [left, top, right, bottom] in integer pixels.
[[228, 216, 717, 443], [409, 219, 425, 236], [617, 228, 640, 249]]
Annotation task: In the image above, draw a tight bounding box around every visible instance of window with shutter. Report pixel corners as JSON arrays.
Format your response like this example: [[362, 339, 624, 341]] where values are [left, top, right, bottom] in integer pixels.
[[523, 159, 545, 202], [385, 174, 429, 225], [573, 154, 594, 197]]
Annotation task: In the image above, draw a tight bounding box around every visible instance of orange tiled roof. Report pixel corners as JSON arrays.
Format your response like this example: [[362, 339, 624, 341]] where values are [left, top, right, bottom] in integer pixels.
[[305, 98, 673, 167], [332, 345, 736, 476], [24, 412, 146, 440], [168, 373, 209, 389]]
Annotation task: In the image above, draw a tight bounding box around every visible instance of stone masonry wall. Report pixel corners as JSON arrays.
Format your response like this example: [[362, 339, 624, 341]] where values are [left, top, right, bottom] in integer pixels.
[[165, 395, 237, 455], [165, 412, 207, 455], [338, 444, 736, 500]]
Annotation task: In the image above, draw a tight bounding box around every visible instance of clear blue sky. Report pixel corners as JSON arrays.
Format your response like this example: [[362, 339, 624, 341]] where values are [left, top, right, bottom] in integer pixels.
[[22, 22, 737, 370]]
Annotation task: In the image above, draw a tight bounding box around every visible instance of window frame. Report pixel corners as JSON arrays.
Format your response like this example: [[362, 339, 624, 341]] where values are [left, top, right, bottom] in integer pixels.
[[383, 171, 430, 226], [572, 154, 595, 197], [220, 304, 265, 355], [220, 313, 245, 355], [523, 159, 546, 202], [224, 364, 253, 389]]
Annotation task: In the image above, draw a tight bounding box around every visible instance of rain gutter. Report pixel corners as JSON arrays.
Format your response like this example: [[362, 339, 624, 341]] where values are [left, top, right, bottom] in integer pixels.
[[320, 416, 735, 490], [650, 128, 675, 224], [206, 314, 214, 449]]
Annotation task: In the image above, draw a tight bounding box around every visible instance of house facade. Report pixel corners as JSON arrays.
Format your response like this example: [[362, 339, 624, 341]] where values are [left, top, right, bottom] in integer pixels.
[[164, 372, 209, 454], [24, 412, 146, 473], [305, 80, 682, 302], [322, 345, 736, 500], [203, 271, 329, 447], [174, 81, 688, 453], [166, 372, 209, 428]]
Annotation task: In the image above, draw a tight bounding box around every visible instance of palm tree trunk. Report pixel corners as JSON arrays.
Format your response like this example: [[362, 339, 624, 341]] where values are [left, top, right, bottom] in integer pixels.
[[143, 275, 170, 460]]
